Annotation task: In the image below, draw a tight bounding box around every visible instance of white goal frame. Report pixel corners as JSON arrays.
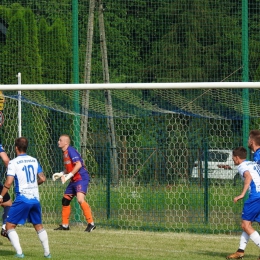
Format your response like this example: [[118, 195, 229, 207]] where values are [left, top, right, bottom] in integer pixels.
[[0, 81, 256, 232], [1, 82, 260, 90]]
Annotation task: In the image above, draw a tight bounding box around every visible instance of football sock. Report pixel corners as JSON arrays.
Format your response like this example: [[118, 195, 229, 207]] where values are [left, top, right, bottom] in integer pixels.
[[80, 201, 94, 224], [7, 229, 23, 255], [250, 231, 260, 247], [62, 205, 71, 225], [2, 206, 10, 224], [238, 231, 249, 250], [37, 228, 50, 256]]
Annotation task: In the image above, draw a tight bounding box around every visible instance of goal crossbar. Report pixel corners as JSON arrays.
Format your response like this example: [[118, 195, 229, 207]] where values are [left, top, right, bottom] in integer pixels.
[[1, 82, 260, 90]]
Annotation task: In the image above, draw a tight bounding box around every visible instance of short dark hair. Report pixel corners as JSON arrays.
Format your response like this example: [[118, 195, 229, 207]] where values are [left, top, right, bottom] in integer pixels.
[[232, 146, 247, 159], [249, 130, 260, 146], [15, 137, 28, 152]]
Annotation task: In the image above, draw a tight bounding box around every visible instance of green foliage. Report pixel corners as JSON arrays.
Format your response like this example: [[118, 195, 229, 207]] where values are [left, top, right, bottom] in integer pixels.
[[38, 18, 71, 84], [23, 8, 42, 83], [145, 0, 242, 83], [0, 0, 258, 84], [1, 8, 29, 83]]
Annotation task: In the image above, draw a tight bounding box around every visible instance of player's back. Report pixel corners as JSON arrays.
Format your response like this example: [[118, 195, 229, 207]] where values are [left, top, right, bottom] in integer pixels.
[[7, 154, 41, 201], [238, 160, 260, 199]]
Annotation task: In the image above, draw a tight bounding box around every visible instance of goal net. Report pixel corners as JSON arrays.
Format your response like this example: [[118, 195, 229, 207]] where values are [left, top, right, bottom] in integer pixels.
[[0, 83, 258, 232]]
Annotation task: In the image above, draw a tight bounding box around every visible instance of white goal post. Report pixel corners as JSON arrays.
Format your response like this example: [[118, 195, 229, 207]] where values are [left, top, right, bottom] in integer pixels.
[[1, 81, 260, 90]]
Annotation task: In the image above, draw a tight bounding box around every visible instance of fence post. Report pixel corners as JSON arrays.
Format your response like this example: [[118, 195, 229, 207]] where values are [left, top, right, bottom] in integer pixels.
[[106, 142, 111, 220], [204, 142, 209, 224], [242, 0, 249, 154]]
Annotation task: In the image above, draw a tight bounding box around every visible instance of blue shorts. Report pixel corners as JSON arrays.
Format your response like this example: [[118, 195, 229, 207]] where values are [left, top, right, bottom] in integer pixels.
[[7, 197, 42, 225], [242, 197, 260, 222], [64, 179, 90, 196]]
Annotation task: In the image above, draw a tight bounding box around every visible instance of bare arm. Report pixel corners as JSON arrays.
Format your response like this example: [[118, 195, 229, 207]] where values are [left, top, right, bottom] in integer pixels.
[[0, 175, 14, 198], [37, 172, 46, 185], [62, 161, 81, 175], [234, 171, 251, 203], [71, 161, 82, 175], [0, 151, 10, 168]]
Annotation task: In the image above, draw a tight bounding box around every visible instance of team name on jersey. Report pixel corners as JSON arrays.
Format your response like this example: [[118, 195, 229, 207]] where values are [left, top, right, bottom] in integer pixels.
[[245, 161, 256, 166], [16, 159, 36, 164]]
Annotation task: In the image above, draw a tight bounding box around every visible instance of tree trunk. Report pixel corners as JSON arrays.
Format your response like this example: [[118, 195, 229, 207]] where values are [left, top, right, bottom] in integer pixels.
[[98, 0, 119, 184]]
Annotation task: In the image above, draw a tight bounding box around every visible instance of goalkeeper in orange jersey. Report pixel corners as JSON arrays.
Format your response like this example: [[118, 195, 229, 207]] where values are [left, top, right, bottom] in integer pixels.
[[53, 134, 96, 232]]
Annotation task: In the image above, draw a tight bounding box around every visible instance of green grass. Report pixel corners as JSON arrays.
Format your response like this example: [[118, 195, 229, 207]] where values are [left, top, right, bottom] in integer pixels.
[[0, 225, 260, 260]]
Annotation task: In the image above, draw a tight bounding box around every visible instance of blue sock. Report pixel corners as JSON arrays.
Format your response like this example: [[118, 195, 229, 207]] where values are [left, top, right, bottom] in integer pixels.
[[2, 206, 10, 224]]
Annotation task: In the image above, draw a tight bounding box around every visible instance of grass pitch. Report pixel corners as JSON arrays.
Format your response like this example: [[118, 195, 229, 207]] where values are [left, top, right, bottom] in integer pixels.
[[0, 226, 259, 260]]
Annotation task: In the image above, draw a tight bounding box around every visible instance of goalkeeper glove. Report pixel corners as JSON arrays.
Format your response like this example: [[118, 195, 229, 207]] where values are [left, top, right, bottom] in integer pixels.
[[52, 172, 64, 181], [61, 172, 73, 184]]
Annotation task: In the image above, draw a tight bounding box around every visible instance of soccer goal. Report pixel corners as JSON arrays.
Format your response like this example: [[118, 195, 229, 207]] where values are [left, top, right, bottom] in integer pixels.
[[1, 82, 259, 232]]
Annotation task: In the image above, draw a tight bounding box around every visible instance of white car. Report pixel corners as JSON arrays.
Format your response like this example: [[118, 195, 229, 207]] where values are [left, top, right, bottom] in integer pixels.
[[191, 149, 238, 180]]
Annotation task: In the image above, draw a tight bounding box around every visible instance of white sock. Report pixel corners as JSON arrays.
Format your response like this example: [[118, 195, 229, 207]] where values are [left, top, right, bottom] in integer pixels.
[[239, 231, 249, 250], [250, 231, 260, 247], [37, 228, 50, 256], [7, 229, 23, 255]]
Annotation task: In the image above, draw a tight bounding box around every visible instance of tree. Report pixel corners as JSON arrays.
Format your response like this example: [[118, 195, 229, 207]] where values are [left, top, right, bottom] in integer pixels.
[[1, 7, 28, 84], [23, 8, 42, 83]]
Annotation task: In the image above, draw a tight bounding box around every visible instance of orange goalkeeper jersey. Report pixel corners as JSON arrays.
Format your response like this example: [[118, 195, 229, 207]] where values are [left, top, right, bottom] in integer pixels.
[[63, 146, 89, 182]]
